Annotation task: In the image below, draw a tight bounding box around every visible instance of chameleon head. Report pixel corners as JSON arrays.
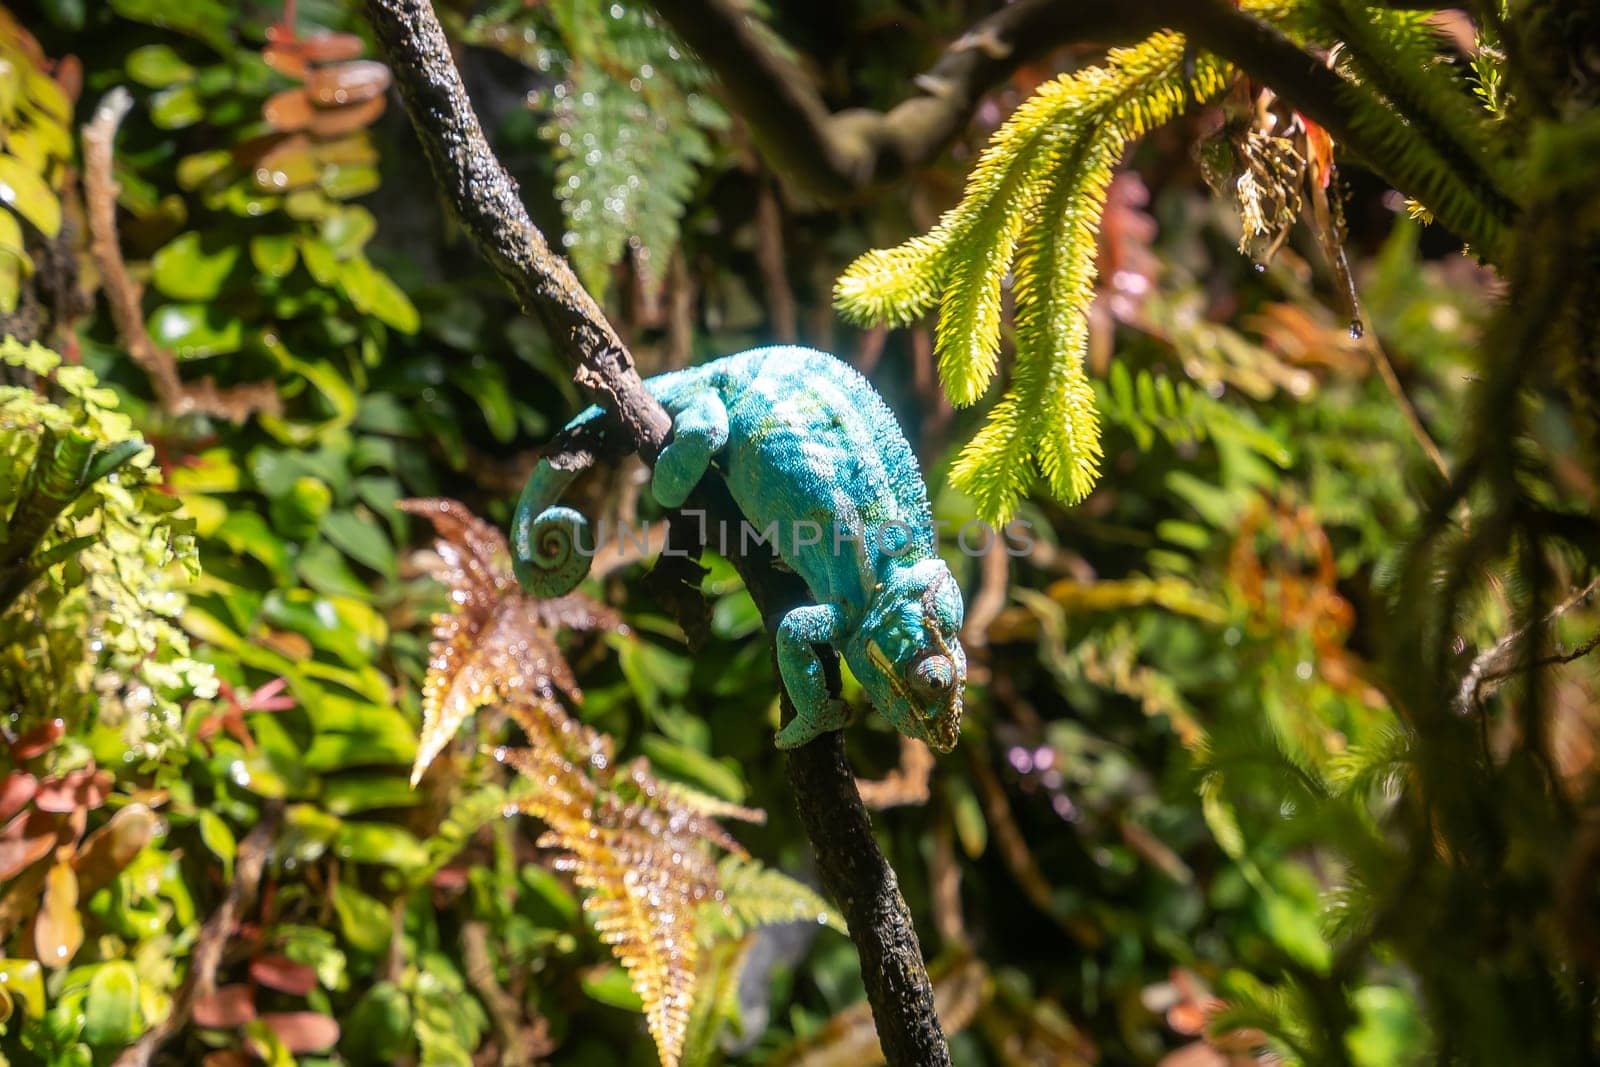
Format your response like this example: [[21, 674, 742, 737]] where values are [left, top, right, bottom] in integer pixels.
[[847, 558, 967, 753]]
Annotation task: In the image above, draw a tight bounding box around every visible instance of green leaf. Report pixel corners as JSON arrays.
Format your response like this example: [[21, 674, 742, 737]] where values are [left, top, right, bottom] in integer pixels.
[[321, 510, 396, 577], [151, 231, 242, 301], [149, 84, 204, 129], [146, 303, 244, 359], [197, 810, 236, 882], [250, 234, 299, 279], [83, 962, 141, 1047], [126, 44, 195, 88], [320, 206, 375, 259], [320, 165, 380, 201], [109, 0, 233, 51], [334, 823, 429, 870], [582, 965, 644, 1012], [177, 149, 233, 191], [639, 735, 746, 804], [293, 539, 369, 599], [330, 882, 392, 955], [320, 776, 423, 816], [0, 154, 60, 237], [0, 959, 44, 1017], [261, 589, 385, 668], [337, 256, 419, 334], [342, 982, 411, 1061], [215, 510, 292, 584]]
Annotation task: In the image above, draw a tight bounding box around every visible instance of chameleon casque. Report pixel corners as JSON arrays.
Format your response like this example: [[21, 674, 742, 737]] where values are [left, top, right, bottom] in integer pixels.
[[511, 345, 967, 752]]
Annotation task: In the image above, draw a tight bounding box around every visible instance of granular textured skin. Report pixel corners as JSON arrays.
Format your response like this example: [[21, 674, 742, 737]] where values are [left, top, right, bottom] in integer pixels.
[[513, 345, 966, 751]]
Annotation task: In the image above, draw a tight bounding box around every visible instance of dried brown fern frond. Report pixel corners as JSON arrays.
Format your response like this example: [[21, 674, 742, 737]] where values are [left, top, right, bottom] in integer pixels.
[[399, 497, 621, 785], [497, 698, 765, 1067], [407, 498, 843, 1066]]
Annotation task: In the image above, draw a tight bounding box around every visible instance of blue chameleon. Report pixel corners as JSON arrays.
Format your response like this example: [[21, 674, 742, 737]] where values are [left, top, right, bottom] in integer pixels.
[[512, 345, 966, 752]]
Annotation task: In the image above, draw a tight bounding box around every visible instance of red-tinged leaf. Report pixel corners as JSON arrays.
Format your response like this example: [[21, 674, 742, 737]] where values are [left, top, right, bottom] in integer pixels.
[[263, 89, 313, 132], [306, 95, 385, 138], [34, 766, 112, 814], [249, 954, 317, 996], [430, 865, 469, 891], [193, 984, 257, 1029], [54, 54, 82, 104], [0, 772, 37, 824], [306, 61, 390, 107], [0, 809, 56, 881], [1299, 112, 1335, 189], [298, 32, 365, 63], [243, 678, 296, 713], [74, 803, 158, 896], [260, 1011, 340, 1053], [263, 43, 308, 80], [32, 861, 82, 967], [9, 719, 63, 760]]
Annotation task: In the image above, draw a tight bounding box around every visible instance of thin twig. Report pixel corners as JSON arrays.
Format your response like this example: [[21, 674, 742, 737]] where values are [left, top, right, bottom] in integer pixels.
[[364, 4, 949, 1062], [462, 919, 553, 1066], [83, 89, 281, 423], [1360, 334, 1450, 480], [657, 0, 1514, 256], [1456, 575, 1600, 713], [114, 806, 280, 1067], [855, 736, 935, 810]]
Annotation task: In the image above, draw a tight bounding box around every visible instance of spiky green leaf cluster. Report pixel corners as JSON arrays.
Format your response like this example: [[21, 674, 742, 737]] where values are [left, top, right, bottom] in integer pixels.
[[836, 34, 1234, 522], [1307, 1, 1518, 247]]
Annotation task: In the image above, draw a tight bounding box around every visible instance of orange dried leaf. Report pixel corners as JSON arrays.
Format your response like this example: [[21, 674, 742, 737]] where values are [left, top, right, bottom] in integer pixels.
[[306, 61, 390, 107], [0, 809, 56, 882], [32, 861, 82, 967], [263, 89, 313, 133], [260, 1011, 340, 1052], [306, 96, 386, 139], [193, 984, 257, 1029], [298, 32, 365, 64]]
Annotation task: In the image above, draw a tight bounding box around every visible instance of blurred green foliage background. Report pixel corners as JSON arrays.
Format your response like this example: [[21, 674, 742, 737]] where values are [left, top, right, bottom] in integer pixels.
[[0, 1, 1596, 1065]]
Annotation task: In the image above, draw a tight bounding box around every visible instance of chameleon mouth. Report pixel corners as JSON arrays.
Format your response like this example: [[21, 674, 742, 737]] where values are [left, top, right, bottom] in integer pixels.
[[867, 639, 963, 752], [926, 688, 962, 753]]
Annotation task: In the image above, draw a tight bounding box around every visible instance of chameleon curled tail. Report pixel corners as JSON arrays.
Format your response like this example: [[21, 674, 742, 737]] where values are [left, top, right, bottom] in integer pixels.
[[511, 457, 592, 597]]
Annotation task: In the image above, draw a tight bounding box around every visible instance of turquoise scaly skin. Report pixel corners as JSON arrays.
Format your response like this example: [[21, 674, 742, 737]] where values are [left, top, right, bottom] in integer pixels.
[[512, 345, 966, 751]]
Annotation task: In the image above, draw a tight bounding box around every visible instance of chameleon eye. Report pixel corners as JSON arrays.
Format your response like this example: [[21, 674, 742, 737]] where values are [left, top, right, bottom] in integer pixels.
[[911, 655, 954, 696]]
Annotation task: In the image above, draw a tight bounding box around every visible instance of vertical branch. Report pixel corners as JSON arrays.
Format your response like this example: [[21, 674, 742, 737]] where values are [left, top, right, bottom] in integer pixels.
[[83, 89, 281, 422], [363, 3, 949, 1062]]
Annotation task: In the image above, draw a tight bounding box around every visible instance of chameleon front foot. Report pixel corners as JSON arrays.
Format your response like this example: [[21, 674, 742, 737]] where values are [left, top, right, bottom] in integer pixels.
[[775, 697, 851, 749]]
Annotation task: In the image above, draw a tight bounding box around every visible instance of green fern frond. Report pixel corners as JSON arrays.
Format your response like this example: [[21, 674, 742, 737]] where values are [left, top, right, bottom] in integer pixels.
[[699, 855, 846, 943], [1099, 363, 1292, 469], [1326, 723, 1413, 799]]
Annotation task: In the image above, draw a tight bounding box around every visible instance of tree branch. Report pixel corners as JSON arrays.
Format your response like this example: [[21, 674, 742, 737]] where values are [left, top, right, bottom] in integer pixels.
[[114, 806, 280, 1067], [83, 89, 282, 423], [364, 3, 949, 1062], [650, 0, 1149, 205], [655, 0, 1516, 254]]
